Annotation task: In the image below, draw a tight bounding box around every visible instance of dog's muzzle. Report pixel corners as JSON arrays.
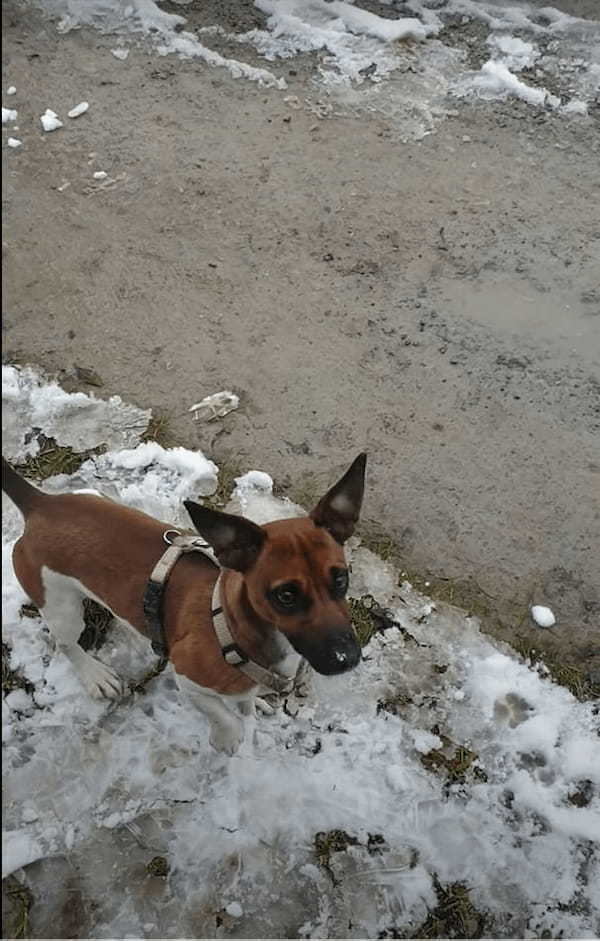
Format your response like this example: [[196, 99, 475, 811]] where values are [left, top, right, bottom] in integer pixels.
[[290, 629, 361, 676]]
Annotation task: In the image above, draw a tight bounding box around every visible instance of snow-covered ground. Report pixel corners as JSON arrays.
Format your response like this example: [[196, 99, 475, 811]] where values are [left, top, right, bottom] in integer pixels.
[[2, 364, 599, 938], [22, 0, 598, 143]]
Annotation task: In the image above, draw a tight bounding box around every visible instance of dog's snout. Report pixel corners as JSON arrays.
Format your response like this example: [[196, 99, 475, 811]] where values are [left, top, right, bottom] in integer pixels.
[[291, 628, 361, 676], [328, 630, 361, 673]]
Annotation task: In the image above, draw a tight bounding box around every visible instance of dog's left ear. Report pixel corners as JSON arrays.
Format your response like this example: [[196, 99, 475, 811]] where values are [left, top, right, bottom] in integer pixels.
[[310, 453, 367, 544], [184, 501, 266, 572]]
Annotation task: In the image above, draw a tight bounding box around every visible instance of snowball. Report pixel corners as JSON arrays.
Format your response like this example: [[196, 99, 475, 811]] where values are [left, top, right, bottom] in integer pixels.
[[7, 86, 17, 95], [531, 605, 556, 628]]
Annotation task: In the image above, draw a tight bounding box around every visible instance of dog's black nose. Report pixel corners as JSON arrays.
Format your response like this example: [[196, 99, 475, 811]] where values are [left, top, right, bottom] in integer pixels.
[[313, 630, 361, 675], [289, 628, 361, 675]]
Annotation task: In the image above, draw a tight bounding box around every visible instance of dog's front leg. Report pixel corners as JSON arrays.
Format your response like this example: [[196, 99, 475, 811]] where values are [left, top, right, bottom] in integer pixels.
[[176, 675, 245, 756]]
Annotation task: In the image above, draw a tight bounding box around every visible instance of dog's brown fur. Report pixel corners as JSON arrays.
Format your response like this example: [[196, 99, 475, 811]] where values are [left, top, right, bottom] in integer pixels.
[[2, 454, 366, 696]]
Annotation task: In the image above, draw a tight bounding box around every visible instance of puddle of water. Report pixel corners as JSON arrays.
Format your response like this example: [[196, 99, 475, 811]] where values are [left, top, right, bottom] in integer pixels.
[[440, 275, 600, 365]]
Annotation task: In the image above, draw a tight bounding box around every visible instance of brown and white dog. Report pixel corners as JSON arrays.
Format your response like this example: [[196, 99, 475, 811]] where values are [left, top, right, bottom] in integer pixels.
[[2, 454, 366, 754]]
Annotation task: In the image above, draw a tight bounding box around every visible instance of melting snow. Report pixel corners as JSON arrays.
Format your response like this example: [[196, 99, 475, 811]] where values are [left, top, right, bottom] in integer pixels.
[[33, 0, 600, 127], [40, 108, 63, 131], [2, 363, 599, 938]]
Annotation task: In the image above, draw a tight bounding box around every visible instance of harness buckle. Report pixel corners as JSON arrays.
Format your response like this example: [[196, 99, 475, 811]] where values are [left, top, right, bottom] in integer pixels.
[[162, 529, 182, 545], [222, 642, 249, 667]]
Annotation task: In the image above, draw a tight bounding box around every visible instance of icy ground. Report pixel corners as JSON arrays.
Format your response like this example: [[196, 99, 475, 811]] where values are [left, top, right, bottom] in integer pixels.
[[26, 0, 599, 142], [2, 364, 599, 939]]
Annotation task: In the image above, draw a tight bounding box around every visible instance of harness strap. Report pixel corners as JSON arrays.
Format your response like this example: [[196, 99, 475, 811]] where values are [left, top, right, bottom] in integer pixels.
[[143, 530, 295, 694], [143, 533, 215, 658]]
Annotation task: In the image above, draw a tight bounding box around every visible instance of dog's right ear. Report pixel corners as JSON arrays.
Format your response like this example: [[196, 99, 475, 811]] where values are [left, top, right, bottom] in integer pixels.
[[184, 501, 266, 572]]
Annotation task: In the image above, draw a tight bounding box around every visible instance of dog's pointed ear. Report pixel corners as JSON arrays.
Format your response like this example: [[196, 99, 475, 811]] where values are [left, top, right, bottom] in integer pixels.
[[183, 501, 266, 572], [310, 453, 367, 544]]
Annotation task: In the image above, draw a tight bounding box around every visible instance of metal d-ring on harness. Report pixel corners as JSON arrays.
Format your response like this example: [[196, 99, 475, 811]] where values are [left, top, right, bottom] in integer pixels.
[[142, 529, 295, 695]]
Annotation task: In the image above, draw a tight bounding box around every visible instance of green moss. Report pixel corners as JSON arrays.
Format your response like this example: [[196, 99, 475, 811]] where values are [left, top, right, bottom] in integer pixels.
[[14, 434, 106, 482], [314, 829, 358, 883], [4, 877, 34, 939], [377, 692, 414, 717], [145, 856, 169, 878], [512, 637, 599, 702], [420, 733, 481, 784], [203, 459, 243, 509], [314, 828, 358, 865], [348, 595, 398, 648], [348, 596, 378, 647], [411, 879, 487, 939], [2, 642, 35, 697], [140, 411, 175, 448]]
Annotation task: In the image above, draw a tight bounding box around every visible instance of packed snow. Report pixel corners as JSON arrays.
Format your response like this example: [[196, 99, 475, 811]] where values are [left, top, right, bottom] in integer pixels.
[[531, 604, 557, 628], [40, 108, 63, 131], [2, 364, 599, 938]]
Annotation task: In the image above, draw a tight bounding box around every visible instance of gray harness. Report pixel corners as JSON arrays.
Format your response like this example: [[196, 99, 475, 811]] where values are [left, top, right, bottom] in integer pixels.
[[143, 530, 295, 695]]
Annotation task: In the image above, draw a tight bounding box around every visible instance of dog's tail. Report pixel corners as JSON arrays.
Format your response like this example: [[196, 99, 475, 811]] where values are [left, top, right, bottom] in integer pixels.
[[2, 457, 46, 515]]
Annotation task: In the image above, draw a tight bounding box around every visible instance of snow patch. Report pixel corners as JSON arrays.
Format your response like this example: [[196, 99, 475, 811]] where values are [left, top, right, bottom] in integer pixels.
[[2, 368, 599, 936], [2, 107, 17, 123]]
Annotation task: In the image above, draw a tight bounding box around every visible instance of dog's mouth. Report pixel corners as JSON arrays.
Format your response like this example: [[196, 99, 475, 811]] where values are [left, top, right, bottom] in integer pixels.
[[289, 629, 361, 676]]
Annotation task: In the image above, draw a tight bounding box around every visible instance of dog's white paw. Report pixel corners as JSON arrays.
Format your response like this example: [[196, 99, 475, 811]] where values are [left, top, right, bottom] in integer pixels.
[[79, 655, 123, 700], [209, 722, 244, 756]]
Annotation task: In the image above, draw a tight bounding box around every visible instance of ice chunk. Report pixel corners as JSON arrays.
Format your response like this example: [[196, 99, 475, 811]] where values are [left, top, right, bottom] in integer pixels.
[[68, 101, 89, 118], [2, 831, 45, 878], [40, 109, 63, 132]]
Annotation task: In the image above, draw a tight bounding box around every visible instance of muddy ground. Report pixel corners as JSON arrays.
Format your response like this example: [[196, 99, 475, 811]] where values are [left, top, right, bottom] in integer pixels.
[[2, 1, 599, 690]]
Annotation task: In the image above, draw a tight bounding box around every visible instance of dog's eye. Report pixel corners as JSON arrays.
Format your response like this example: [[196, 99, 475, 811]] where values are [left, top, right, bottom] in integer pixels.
[[331, 568, 349, 597], [273, 584, 300, 609]]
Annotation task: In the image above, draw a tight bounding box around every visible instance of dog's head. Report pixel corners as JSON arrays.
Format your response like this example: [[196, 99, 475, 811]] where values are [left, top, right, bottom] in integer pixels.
[[184, 454, 367, 675]]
